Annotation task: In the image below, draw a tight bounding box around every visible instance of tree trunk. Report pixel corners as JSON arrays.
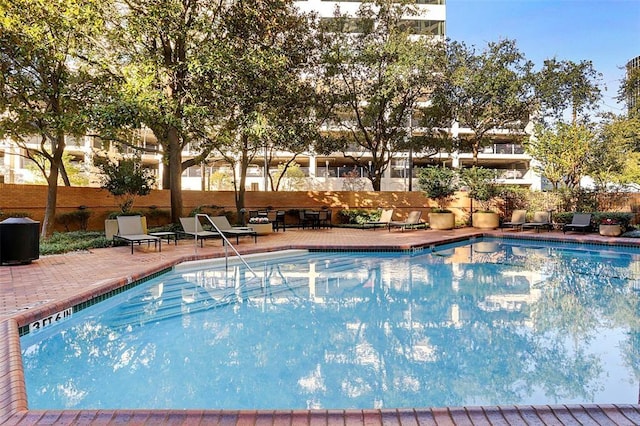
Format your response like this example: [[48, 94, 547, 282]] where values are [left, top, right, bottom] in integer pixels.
[[167, 127, 183, 223], [162, 166, 171, 190], [371, 172, 381, 191], [235, 137, 250, 221], [41, 132, 65, 237]]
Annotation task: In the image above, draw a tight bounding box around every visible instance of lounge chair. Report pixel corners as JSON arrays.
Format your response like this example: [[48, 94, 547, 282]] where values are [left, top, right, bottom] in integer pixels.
[[114, 215, 161, 254], [209, 216, 258, 244], [365, 209, 394, 230], [388, 210, 423, 231], [522, 211, 552, 232], [563, 213, 592, 234], [501, 209, 527, 231], [179, 217, 220, 247]]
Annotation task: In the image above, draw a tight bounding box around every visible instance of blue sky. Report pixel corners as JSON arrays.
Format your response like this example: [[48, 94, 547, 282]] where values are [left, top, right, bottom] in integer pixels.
[[446, 0, 640, 114]]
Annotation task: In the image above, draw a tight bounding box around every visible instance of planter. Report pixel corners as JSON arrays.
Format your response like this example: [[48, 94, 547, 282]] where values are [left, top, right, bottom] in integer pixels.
[[472, 212, 499, 230], [599, 224, 622, 237], [250, 223, 273, 235], [104, 219, 119, 240], [429, 212, 455, 230]]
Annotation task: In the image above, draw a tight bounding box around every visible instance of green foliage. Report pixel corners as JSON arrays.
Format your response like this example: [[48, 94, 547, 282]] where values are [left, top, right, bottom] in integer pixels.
[[196, 1, 320, 210], [553, 211, 633, 232], [272, 162, 307, 191], [317, 0, 444, 190], [0, 0, 108, 235], [0, 211, 31, 219], [338, 209, 380, 225], [459, 167, 498, 212], [189, 205, 227, 217], [534, 59, 603, 125], [106, 210, 145, 220], [427, 39, 533, 161], [417, 166, 458, 211], [97, 156, 155, 213], [554, 187, 599, 213], [592, 212, 634, 231], [40, 231, 111, 255], [526, 122, 595, 189], [210, 170, 234, 191], [55, 209, 92, 231], [144, 207, 171, 227]]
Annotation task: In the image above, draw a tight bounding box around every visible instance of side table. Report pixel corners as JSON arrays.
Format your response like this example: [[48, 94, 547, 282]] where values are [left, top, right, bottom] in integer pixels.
[[149, 231, 178, 245]]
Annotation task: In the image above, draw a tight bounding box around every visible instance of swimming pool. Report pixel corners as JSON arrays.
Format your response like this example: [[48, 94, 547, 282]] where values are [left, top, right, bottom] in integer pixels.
[[20, 238, 640, 410]]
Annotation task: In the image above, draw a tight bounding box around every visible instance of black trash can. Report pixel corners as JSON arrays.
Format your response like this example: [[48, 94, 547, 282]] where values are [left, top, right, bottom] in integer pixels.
[[0, 217, 40, 265]]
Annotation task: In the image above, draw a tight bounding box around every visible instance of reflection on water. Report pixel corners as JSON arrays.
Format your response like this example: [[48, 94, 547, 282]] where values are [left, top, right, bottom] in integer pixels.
[[20, 240, 640, 410]]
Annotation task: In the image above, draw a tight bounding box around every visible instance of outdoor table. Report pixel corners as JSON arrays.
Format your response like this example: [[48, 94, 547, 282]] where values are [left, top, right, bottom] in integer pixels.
[[149, 231, 178, 245]]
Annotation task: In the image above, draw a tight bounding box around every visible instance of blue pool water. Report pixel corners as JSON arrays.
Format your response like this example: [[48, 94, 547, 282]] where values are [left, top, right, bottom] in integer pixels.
[[20, 238, 640, 410]]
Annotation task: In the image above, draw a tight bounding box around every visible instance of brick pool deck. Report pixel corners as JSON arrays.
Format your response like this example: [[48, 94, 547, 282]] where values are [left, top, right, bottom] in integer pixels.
[[1, 226, 640, 425]]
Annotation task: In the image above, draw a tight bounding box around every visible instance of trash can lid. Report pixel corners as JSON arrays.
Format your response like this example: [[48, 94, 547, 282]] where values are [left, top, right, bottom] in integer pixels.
[[0, 217, 40, 224]]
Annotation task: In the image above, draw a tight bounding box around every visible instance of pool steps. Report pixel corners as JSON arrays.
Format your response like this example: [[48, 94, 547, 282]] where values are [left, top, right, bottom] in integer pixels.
[[103, 253, 367, 329]]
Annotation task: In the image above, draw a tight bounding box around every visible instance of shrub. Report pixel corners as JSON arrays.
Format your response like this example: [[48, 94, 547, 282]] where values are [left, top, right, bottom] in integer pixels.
[[145, 206, 171, 227], [459, 167, 497, 212], [55, 209, 91, 231], [40, 231, 111, 255], [0, 211, 31, 219], [417, 166, 458, 212], [338, 209, 379, 225], [96, 155, 155, 214]]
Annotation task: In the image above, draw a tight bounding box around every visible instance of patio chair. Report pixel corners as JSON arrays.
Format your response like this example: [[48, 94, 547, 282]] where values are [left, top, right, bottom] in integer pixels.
[[179, 217, 220, 247], [522, 211, 552, 232], [563, 213, 592, 234], [318, 209, 332, 228], [365, 209, 394, 230], [273, 210, 286, 232], [388, 210, 423, 231], [501, 209, 527, 232], [114, 215, 161, 254], [298, 210, 312, 229], [209, 215, 258, 244]]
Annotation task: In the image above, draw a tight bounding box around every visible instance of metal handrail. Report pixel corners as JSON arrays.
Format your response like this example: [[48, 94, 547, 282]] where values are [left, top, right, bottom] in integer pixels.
[[194, 214, 259, 281]]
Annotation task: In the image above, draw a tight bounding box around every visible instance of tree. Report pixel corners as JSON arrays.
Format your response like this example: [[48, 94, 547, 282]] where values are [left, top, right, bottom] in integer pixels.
[[97, 155, 155, 214], [534, 58, 603, 125], [272, 162, 306, 191], [316, 0, 444, 191], [526, 122, 596, 189], [619, 64, 640, 119], [98, 0, 228, 224], [195, 1, 320, 215], [427, 39, 534, 164], [25, 153, 90, 186], [592, 113, 640, 188], [0, 0, 106, 236]]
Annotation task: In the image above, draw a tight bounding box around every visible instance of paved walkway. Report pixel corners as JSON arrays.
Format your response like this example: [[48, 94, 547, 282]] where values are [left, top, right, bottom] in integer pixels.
[[2, 227, 640, 425]]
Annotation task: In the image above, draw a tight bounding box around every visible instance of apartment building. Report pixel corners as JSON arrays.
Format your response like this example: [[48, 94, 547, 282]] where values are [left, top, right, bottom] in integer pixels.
[[0, 0, 539, 191]]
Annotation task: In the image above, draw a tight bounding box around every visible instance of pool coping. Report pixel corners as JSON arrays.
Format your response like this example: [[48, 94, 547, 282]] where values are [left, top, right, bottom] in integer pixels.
[[3, 231, 640, 425]]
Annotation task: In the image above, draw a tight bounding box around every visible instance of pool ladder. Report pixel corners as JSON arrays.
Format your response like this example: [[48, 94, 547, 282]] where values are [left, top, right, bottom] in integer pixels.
[[192, 214, 261, 286]]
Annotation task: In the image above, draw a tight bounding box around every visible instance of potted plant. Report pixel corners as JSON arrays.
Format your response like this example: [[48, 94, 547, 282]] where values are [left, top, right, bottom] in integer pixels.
[[248, 216, 273, 235], [97, 155, 155, 240], [417, 166, 458, 230], [459, 166, 499, 229], [598, 217, 621, 236]]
